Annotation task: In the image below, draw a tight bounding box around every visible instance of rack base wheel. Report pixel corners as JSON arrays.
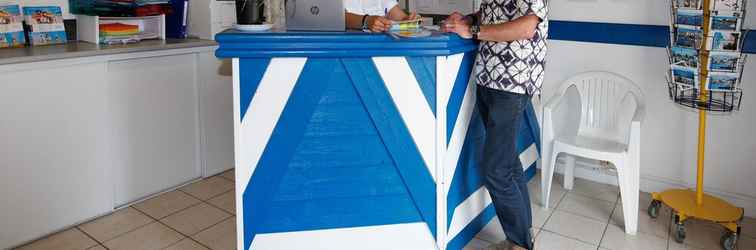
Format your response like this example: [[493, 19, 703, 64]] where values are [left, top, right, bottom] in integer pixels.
[[720, 232, 737, 250], [648, 200, 661, 219], [674, 222, 686, 244]]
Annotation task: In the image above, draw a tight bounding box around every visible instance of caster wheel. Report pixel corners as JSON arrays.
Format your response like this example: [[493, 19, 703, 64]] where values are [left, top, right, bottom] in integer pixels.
[[674, 223, 686, 244], [721, 232, 737, 250], [648, 200, 661, 219]]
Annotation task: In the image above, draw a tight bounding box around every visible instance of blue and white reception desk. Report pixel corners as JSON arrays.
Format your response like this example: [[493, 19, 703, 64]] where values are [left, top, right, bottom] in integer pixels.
[[215, 30, 540, 250]]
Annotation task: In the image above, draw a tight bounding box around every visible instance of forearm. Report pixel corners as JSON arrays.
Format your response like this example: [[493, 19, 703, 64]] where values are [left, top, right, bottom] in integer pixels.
[[477, 15, 539, 42], [387, 6, 406, 21], [345, 12, 366, 29]]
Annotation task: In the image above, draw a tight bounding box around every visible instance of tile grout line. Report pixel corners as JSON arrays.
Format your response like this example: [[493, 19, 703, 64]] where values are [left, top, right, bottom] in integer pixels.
[[538, 190, 605, 248], [74, 226, 110, 249], [596, 193, 620, 249], [201, 191, 236, 216], [133, 203, 218, 250], [178, 183, 234, 203], [178, 188, 235, 216], [78, 208, 159, 247]]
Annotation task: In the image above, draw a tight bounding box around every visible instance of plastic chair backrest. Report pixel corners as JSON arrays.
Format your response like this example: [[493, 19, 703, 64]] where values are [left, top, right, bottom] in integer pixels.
[[557, 72, 645, 141]]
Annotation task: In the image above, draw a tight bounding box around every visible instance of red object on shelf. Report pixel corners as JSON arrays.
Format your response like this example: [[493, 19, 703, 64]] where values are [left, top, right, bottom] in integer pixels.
[[135, 4, 172, 16]]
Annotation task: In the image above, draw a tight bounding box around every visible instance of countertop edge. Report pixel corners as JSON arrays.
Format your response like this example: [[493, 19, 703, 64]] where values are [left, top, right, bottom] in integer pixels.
[[0, 39, 219, 66]]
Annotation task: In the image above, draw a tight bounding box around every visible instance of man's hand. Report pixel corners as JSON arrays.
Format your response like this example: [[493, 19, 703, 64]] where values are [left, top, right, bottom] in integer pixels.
[[443, 19, 472, 39], [367, 16, 392, 32], [405, 11, 420, 21]]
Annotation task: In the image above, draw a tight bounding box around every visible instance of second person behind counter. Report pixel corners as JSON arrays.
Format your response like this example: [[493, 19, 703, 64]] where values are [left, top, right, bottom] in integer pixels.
[[344, 0, 418, 32]]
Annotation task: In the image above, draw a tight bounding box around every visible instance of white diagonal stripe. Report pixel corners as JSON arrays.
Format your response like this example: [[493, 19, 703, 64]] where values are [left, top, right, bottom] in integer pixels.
[[250, 223, 437, 250], [519, 143, 539, 170], [444, 79, 476, 195], [373, 57, 437, 182], [447, 186, 492, 241], [236, 57, 307, 250], [237, 57, 306, 193]]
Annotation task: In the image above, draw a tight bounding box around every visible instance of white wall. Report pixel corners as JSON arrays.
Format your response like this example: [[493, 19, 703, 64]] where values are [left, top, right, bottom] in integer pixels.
[[543, 0, 756, 217]]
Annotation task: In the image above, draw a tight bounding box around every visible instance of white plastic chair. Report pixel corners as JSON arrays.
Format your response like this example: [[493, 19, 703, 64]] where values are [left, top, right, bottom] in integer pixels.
[[540, 71, 645, 235]]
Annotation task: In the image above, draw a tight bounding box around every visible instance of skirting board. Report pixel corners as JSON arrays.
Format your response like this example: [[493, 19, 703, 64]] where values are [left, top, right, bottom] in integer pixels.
[[543, 158, 756, 218]]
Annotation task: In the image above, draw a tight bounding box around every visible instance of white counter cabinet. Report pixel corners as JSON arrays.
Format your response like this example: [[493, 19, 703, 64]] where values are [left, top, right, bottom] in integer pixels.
[[0, 40, 233, 248]]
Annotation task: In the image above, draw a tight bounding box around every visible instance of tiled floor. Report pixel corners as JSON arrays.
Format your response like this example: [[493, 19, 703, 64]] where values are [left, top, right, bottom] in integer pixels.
[[13, 170, 756, 250], [465, 172, 756, 250], [15, 170, 237, 250]]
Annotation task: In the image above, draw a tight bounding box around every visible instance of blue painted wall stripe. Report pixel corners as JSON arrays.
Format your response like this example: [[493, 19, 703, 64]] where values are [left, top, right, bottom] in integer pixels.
[[550, 20, 756, 54], [239, 58, 271, 121], [343, 58, 438, 237], [242, 58, 337, 250]]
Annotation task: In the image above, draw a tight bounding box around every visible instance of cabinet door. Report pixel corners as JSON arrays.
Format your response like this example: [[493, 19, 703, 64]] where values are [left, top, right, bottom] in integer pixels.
[[108, 54, 202, 206], [0, 62, 113, 248], [198, 53, 234, 177]]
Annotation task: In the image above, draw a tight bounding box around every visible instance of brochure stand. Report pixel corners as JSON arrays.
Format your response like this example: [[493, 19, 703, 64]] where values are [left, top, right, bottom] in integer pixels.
[[654, 1, 746, 249]]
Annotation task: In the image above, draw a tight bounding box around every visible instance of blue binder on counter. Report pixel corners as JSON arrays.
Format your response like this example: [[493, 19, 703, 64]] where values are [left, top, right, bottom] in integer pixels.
[[166, 0, 188, 38]]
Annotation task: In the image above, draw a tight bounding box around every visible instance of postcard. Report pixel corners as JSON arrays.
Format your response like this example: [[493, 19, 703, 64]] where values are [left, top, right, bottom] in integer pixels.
[[708, 51, 740, 72], [671, 46, 699, 68], [707, 72, 739, 90], [22, 6, 66, 45], [0, 3, 25, 48], [676, 27, 703, 49], [675, 9, 703, 27], [710, 11, 742, 31], [711, 0, 743, 12], [676, 0, 702, 9], [671, 65, 699, 88], [708, 30, 740, 52]]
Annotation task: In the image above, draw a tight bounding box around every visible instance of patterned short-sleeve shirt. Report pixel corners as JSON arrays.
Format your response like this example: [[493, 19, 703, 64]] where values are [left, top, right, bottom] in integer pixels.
[[475, 0, 549, 96]]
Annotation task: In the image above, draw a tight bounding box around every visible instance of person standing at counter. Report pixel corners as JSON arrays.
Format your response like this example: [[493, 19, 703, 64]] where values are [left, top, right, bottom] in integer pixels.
[[344, 0, 418, 32], [443, 1, 548, 250]]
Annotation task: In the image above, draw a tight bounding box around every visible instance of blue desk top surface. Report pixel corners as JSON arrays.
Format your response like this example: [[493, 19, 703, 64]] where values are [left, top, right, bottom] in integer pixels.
[[215, 29, 477, 58]]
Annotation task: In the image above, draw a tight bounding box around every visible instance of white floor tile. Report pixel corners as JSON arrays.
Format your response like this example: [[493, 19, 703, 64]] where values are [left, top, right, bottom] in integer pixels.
[[558, 193, 616, 222], [610, 202, 671, 238], [670, 219, 725, 250], [570, 178, 620, 203], [476, 217, 507, 244], [738, 235, 756, 250], [543, 210, 607, 245], [535, 230, 598, 250], [599, 224, 667, 250], [741, 216, 756, 239], [532, 202, 553, 229], [463, 237, 492, 250]]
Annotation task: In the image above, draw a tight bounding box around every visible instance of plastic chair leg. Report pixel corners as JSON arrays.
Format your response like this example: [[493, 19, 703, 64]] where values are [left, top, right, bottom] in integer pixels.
[[541, 149, 558, 210], [616, 159, 639, 235], [563, 155, 576, 190]]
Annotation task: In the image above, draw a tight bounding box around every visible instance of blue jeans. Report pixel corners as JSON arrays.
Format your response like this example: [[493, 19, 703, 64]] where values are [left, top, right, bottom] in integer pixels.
[[476, 86, 533, 249]]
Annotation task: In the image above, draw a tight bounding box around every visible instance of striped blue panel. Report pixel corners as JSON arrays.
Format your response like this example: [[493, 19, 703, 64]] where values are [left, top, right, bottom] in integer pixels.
[[343, 58, 438, 237], [446, 52, 476, 145], [239, 58, 271, 121], [406, 56, 437, 114], [241, 58, 426, 250]]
